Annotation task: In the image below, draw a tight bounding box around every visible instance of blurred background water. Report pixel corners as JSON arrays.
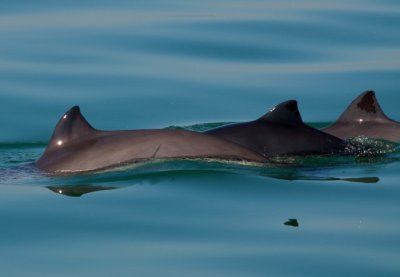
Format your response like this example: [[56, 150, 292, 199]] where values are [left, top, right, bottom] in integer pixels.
[[1, 0, 400, 276]]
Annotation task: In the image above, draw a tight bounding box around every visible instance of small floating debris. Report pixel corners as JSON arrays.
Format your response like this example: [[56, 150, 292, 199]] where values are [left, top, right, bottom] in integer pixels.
[[284, 218, 299, 227]]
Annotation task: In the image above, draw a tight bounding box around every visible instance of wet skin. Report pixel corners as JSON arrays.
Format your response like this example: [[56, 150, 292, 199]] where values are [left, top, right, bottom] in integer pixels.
[[322, 90, 400, 142], [36, 107, 266, 174]]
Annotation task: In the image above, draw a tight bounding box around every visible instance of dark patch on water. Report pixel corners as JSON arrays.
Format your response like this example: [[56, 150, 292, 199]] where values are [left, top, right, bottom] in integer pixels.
[[284, 218, 299, 227]]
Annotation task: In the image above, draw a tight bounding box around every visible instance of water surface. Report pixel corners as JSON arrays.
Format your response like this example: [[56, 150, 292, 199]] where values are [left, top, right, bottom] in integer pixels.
[[1, 1, 400, 276]]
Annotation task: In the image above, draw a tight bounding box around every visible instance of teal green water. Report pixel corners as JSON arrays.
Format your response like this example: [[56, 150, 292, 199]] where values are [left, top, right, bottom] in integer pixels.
[[1, 1, 400, 276]]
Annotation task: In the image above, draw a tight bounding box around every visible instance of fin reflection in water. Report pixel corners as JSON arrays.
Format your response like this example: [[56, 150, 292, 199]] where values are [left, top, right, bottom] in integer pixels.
[[47, 185, 117, 197], [42, 160, 381, 198]]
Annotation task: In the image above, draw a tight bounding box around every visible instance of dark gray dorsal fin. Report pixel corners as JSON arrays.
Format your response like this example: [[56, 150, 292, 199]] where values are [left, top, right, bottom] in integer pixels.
[[47, 106, 96, 150], [258, 100, 303, 125], [335, 90, 391, 123]]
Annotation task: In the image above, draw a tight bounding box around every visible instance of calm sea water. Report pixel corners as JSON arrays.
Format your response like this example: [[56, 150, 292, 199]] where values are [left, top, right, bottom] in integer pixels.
[[1, 1, 400, 276]]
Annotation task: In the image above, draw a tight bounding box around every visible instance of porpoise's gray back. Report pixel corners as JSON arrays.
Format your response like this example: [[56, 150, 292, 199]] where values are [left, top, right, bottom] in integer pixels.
[[35, 106, 266, 174], [205, 100, 347, 157], [322, 90, 400, 142]]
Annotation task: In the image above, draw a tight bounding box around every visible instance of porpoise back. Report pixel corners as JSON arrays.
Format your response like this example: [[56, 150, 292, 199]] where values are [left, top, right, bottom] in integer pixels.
[[35, 106, 266, 174], [205, 100, 347, 157], [322, 90, 400, 142]]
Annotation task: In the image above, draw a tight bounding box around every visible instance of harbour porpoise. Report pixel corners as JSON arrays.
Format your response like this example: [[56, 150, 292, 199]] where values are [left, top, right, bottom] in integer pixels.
[[205, 100, 349, 157], [322, 90, 400, 142], [35, 106, 266, 174]]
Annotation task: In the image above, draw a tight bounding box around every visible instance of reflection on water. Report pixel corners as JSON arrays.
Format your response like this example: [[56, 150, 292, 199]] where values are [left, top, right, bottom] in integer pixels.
[[269, 174, 379, 183], [38, 158, 381, 198], [43, 171, 380, 198], [47, 184, 116, 197]]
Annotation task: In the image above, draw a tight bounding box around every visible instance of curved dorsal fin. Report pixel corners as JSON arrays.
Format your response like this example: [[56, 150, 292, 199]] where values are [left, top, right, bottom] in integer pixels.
[[258, 100, 303, 125], [335, 90, 391, 123], [46, 106, 97, 151]]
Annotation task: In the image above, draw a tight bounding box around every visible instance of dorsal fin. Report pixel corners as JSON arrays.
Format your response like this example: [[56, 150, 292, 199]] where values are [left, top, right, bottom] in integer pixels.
[[335, 90, 391, 123], [258, 100, 303, 125], [46, 106, 97, 151]]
